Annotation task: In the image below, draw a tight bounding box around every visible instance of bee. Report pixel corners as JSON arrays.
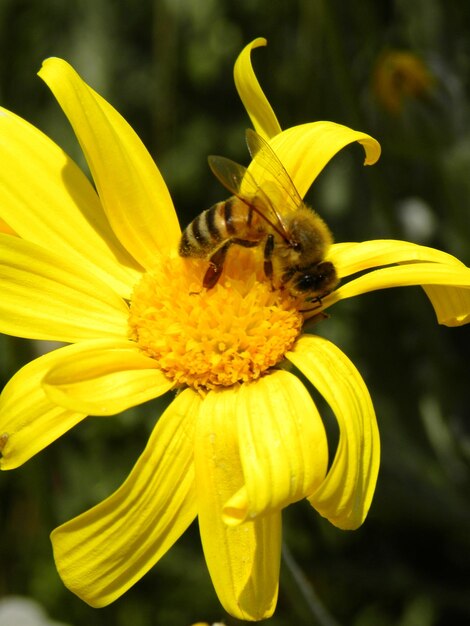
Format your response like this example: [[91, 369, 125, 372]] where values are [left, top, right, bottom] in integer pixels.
[[179, 129, 338, 303]]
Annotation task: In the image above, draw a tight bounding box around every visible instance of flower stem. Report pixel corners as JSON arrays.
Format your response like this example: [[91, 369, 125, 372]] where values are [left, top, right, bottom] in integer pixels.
[[282, 542, 341, 626]]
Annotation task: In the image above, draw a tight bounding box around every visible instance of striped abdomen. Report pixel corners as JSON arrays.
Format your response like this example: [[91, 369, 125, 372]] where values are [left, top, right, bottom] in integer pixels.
[[179, 196, 262, 257]]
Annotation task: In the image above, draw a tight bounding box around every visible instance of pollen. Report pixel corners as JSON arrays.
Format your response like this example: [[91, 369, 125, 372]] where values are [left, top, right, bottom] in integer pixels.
[[128, 249, 303, 391]]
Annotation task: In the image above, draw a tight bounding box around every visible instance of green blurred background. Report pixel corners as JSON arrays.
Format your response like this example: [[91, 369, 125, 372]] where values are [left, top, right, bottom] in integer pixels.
[[1, 1, 469, 625]]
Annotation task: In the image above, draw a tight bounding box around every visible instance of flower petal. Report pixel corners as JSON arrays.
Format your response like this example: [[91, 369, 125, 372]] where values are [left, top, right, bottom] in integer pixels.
[[256, 122, 381, 200], [223, 370, 328, 524], [324, 262, 470, 327], [43, 339, 173, 415], [0, 234, 128, 342], [51, 388, 199, 607], [0, 347, 87, 470], [325, 240, 470, 326], [0, 106, 140, 298], [234, 38, 282, 140], [422, 284, 470, 327], [286, 335, 380, 530], [195, 387, 280, 620], [329, 239, 467, 279], [0, 218, 16, 235], [38, 58, 181, 268]]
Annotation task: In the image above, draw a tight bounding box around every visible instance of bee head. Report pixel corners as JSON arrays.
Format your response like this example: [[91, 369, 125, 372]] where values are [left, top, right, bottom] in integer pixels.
[[292, 261, 338, 297]]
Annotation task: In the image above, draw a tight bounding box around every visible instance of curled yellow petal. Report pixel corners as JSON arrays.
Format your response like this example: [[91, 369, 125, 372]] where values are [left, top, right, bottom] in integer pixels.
[[422, 284, 470, 327], [324, 262, 470, 327], [195, 387, 280, 621], [43, 339, 173, 415], [38, 58, 181, 269], [51, 389, 200, 607], [0, 348, 87, 470], [249, 122, 381, 201], [287, 335, 380, 530], [329, 239, 467, 279], [223, 370, 328, 524], [325, 240, 470, 327], [234, 38, 282, 140]]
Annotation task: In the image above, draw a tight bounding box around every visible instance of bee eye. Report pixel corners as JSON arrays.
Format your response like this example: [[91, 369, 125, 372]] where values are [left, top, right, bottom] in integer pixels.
[[295, 262, 336, 293], [295, 273, 324, 292]]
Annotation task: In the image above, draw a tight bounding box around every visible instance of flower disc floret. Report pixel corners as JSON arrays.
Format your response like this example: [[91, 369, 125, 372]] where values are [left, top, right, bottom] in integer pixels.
[[128, 251, 303, 391]]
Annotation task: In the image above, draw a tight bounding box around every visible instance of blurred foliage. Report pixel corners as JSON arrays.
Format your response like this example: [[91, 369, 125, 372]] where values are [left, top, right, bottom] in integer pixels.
[[1, 0, 470, 625]]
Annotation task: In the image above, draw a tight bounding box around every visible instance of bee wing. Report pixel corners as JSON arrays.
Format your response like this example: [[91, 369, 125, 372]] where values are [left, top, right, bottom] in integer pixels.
[[208, 155, 250, 197], [208, 154, 291, 241], [245, 128, 304, 215]]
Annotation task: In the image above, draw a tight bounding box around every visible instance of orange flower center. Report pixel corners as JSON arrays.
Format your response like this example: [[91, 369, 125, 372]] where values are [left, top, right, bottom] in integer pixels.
[[128, 249, 303, 391]]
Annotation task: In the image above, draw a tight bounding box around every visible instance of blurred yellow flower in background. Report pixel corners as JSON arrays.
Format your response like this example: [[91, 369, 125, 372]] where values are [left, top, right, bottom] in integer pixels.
[[372, 49, 435, 114], [0, 38, 469, 621]]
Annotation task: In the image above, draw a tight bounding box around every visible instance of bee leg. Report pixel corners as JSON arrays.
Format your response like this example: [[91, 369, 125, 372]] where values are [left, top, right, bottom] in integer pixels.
[[299, 296, 323, 313], [300, 289, 334, 313], [204, 241, 231, 289], [263, 234, 275, 281], [204, 239, 259, 289]]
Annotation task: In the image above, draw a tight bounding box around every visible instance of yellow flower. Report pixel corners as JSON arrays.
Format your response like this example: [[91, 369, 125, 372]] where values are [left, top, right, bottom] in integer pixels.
[[0, 218, 15, 235], [372, 49, 435, 115], [1, 37, 469, 621]]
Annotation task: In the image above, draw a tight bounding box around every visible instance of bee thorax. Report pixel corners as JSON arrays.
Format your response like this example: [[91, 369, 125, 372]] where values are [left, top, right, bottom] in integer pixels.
[[287, 215, 331, 263]]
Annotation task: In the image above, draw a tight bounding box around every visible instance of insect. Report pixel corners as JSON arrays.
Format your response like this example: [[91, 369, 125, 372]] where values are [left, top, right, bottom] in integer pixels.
[[179, 129, 338, 303]]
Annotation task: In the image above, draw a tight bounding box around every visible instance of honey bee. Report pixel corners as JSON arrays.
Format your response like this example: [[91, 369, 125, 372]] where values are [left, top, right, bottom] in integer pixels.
[[179, 129, 338, 303]]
